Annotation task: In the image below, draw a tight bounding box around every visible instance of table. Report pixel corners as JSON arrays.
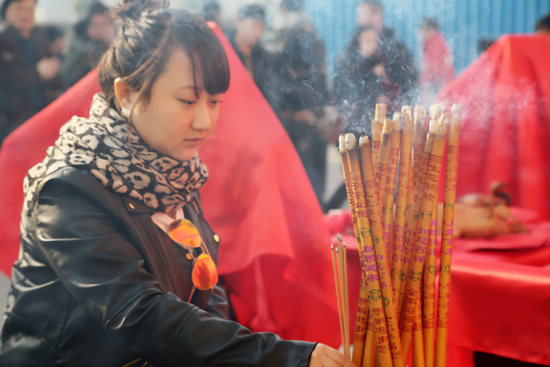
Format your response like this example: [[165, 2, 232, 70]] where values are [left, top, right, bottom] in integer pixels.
[[326, 211, 550, 366]]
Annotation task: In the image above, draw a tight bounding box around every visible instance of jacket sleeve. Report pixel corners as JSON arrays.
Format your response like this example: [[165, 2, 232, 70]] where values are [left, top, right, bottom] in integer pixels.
[[33, 176, 315, 366], [206, 283, 230, 319]]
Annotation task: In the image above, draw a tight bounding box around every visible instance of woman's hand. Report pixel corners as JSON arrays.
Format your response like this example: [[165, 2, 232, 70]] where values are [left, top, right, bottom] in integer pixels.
[[309, 344, 355, 367]]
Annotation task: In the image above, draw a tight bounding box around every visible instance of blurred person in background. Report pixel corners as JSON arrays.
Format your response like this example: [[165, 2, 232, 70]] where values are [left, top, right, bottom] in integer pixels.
[[0, 0, 62, 143], [273, 26, 336, 206], [356, 0, 417, 106], [37, 24, 65, 61], [333, 25, 395, 135], [229, 4, 276, 106], [262, 0, 317, 54], [535, 14, 550, 35], [200, 0, 221, 25], [418, 17, 454, 105], [61, 1, 116, 89]]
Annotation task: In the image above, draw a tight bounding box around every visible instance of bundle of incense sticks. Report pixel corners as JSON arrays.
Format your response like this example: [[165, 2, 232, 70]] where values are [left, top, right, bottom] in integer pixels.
[[335, 103, 461, 367]]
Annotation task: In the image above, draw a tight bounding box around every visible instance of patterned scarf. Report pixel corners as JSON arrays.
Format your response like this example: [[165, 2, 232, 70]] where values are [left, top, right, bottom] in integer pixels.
[[23, 93, 208, 216]]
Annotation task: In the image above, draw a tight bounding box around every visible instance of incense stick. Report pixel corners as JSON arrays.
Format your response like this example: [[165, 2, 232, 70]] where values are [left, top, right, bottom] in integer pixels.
[[359, 135, 404, 367], [331, 244, 346, 354], [400, 114, 449, 361], [435, 105, 461, 367], [342, 134, 394, 367], [392, 106, 413, 318]]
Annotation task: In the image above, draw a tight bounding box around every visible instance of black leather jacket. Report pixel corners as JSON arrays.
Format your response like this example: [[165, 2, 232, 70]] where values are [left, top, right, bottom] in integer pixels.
[[0, 167, 315, 366]]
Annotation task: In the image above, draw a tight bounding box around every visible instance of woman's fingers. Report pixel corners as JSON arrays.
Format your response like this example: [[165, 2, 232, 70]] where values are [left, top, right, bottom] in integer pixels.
[[309, 343, 356, 367]]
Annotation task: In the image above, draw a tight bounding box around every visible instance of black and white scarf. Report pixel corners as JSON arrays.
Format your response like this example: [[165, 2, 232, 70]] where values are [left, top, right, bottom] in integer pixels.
[[23, 93, 209, 216]]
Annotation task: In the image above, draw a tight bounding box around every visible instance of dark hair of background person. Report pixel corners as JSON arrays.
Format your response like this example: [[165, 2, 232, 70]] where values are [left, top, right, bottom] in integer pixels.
[[1, 0, 36, 19], [535, 14, 550, 32], [37, 24, 64, 43], [420, 17, 439, 30], [280, 0, 304, 12], [359, 0, 382, 9], [98, 0, 230, 108], [236, 3, 265, 22], [200, 0, 219, 22], [73, 2, 111, 42], [477, 37, 494, 54], [344, 25, 377, 54]]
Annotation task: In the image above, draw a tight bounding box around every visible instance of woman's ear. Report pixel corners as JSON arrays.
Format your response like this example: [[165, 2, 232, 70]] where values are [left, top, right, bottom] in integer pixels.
[[114, 78, 138, 115]]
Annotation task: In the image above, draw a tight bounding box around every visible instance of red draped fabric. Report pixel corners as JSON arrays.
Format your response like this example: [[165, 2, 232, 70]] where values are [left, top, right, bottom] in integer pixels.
[[0, 24, 339, 347], [438, 34, 550, 221]]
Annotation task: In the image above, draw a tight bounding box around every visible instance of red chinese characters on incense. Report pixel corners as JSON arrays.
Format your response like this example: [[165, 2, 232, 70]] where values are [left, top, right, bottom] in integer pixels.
[[331, 103, 461, 367]]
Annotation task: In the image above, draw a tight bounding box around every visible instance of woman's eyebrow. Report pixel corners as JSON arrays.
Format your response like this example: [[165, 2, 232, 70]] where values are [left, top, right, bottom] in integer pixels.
[[177, 86, 202, 91]]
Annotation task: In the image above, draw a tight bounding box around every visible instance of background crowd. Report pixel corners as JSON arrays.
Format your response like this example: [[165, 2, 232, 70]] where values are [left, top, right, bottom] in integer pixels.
[[1, 0, 549, 211]]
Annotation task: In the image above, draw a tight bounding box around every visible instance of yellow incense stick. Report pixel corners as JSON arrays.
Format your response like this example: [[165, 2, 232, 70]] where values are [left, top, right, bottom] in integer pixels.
[[331, 244, 345, 353], [435, 105, 461, 367], [339, 135, 392, 367], [400, 117, 437, 318], [339, 138, 370, 366], [400, 115, 449, 361], [371, 104, 387, 168], [374, 119, 394, 204], [423, 200, 438, 367], [381, 113, 402, 264], [359, 135, 404, 367], [363, 311, 377, 367], [336, 242, 350, 359], [392, 106, 413, 318], [412, 300, 426, 367], [345, 134, 394, 367]]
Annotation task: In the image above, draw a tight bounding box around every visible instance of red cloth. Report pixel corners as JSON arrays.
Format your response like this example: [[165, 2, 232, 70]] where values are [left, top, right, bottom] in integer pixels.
[[420, 31, 455, 86], [438, 34, 550, 221], [0, 24, 339, 347]]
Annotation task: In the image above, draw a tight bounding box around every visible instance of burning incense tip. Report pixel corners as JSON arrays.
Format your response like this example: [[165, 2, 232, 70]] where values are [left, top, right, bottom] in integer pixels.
[[451, 104, 461, 117], [436, 114, 450, 135], [339, 134, 347, 152], [429, 118, 437, 134], [393, 112, 403, 130], [375, 103, 387, 121], [345, 133, 357, 150], [359, 135, 370, 147], [430, 104, 442, 119], [402, 107, 413, 131], [382, 119, 394, 134]]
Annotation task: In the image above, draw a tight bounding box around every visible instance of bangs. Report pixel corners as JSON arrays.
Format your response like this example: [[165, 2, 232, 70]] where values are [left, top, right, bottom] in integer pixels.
[[194, 30, 230, 95], [171, 10, 230, 95]]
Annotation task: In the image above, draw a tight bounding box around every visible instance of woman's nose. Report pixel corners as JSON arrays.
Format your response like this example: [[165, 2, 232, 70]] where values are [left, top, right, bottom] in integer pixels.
[[191, 100, 213, 131]]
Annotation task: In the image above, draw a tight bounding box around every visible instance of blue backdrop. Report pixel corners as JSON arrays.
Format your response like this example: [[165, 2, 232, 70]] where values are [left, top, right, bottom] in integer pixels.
[[305, 0, 550, 77]]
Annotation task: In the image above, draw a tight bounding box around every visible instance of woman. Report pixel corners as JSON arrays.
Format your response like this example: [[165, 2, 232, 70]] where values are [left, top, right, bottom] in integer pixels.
[[0, 1, 353, 366]]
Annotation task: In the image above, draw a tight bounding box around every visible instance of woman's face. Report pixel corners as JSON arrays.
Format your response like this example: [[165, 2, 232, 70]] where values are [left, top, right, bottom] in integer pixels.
[[358, 29, 378, 57], [130, 48, 223, 161]]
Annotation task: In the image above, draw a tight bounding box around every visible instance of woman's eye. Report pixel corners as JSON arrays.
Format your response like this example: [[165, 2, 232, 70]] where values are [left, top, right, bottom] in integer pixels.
[[210, 100, 223, 106], [178, 99, 196, 105]]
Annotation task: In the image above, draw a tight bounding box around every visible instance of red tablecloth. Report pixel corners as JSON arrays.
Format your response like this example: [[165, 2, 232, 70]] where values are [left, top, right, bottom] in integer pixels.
[[326, 210, 550, 366]]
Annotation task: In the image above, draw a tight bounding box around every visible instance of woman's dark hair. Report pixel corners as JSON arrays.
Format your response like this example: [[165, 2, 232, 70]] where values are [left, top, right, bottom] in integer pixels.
[[98, 0, 230, 107], [345, 25, 377, 54]]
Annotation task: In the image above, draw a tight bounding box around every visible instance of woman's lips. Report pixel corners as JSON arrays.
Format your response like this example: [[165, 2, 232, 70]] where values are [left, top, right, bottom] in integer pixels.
[[184, 138, 204, 147]]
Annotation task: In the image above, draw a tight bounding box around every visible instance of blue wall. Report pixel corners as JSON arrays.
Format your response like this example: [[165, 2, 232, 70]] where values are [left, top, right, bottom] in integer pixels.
[[306, 0, 550, 77]]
